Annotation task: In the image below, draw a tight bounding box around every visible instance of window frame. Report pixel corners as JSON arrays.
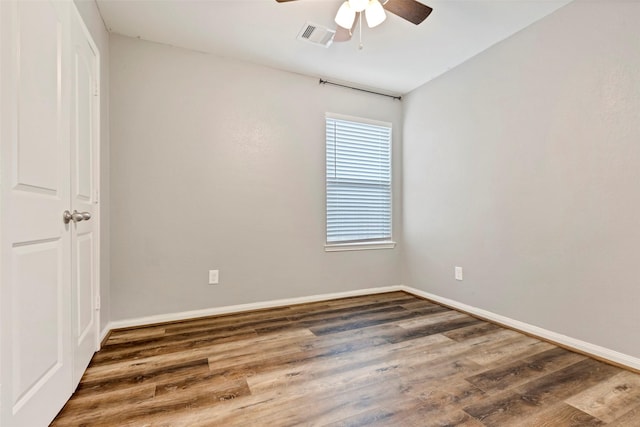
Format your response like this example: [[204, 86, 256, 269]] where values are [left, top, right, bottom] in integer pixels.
[[324, 112, 396, 252]]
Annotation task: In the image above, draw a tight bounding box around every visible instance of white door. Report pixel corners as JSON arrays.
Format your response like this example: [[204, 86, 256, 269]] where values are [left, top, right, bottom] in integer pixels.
[[69, 6, 99, 387], [0, 1, 73, 426], [0, 1, 100, 425]]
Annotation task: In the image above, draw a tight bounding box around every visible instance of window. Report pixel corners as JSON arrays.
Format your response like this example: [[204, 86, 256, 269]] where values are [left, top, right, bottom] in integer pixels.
[[325, 113, 394, 251]]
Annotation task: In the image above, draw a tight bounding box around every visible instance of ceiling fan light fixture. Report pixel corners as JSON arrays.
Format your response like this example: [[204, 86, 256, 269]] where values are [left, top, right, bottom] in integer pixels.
[[365, 0, 386, 28], [348, 0, 369, 13], [335, 1, 356, 29]]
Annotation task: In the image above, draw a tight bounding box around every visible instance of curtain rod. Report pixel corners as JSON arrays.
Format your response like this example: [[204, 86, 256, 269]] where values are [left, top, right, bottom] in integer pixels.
[[319, 79, 402, 101]]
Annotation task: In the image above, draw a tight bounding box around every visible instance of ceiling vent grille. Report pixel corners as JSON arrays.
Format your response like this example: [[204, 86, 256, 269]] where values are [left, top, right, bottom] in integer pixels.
[[297, 22, 335, 48]]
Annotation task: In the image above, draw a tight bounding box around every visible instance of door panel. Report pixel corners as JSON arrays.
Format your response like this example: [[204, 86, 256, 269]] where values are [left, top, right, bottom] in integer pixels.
[[16, 1, 61, 191], [11, 241, 63, 405], [1, 1, 73, 426], [75, 232, 94, 343], [75, 50, 93, 200]]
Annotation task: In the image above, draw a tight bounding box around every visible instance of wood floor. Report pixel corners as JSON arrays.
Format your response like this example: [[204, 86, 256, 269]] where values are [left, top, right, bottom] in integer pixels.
[[52, 292, 640, 426]]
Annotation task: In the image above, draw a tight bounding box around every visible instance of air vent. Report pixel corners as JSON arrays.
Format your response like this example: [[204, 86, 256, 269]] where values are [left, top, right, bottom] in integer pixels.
[[297, 22, 335, 48]]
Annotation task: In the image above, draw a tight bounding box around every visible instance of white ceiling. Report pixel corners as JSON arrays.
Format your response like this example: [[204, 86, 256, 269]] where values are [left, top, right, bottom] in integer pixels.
[[96, 0, 572, 95]]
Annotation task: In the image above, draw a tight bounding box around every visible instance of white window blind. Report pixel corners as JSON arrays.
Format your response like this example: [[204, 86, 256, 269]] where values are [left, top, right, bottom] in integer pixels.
[[326, 114, 392, 244]]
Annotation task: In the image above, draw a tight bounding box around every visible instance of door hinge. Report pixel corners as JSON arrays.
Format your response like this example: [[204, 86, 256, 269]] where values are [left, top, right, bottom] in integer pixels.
[[95, 295, 101, 310], [94, 189, 99, 204], [94, 82, 99, 97]]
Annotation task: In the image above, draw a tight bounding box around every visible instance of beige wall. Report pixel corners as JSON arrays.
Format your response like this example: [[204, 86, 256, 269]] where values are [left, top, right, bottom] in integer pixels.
[[74, 0, 110, 333], [109, 34, 403, 321], [403, 0, 640, 358]]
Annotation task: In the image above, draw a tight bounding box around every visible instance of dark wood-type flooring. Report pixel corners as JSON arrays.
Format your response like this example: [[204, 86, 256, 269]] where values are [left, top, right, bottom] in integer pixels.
[[52, 292, 640, 426]]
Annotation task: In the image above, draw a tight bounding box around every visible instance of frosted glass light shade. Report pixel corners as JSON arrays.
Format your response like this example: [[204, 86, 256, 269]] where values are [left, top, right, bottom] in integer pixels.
[[365, 0, 386, 28], [335, 2, 356, 29], [348, 0, 369, 12]]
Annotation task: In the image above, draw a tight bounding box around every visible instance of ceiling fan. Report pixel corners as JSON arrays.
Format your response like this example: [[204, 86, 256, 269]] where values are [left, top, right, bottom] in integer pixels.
[[276, 0, 433, 45]]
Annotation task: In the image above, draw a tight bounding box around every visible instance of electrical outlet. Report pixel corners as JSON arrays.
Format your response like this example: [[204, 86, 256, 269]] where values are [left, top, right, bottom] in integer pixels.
[[455, 266, 463, 281], [208, 269, 219, 285]]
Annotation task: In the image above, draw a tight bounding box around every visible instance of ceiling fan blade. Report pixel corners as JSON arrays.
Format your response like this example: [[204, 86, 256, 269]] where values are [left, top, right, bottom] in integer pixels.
[[333, 13, 359, 43], [275, 0, 299, 2], [383, 0, 433, 25]]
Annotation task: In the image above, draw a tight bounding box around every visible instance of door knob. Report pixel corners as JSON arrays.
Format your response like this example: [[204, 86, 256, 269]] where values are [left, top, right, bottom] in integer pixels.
[[63, 210, 91, 224]]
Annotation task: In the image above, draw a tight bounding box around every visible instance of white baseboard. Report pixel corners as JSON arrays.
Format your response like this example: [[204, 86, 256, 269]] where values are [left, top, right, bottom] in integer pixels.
[[106, 285, 404, 331], [99, 284, 640, 372], [99, 325, 111, 344], [399, 285, 640, 372]]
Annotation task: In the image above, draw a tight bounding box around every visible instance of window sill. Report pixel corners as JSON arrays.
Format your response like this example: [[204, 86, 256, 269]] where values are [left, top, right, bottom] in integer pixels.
[[324, 241, 396, 252]]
